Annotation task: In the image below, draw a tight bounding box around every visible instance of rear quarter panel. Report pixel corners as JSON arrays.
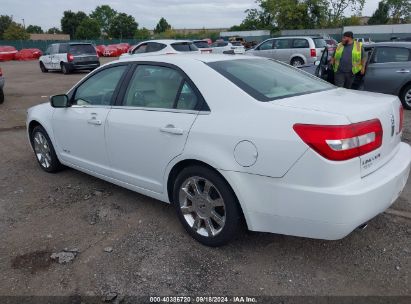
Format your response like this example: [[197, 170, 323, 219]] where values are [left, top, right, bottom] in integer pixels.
[[175, 59, 350, 178]]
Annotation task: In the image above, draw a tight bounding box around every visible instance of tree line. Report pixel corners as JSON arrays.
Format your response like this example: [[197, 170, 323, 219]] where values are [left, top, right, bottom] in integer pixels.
[[0, 1, 409, 41], [230, 0, 410, 32], [0, 5, 179, 40]]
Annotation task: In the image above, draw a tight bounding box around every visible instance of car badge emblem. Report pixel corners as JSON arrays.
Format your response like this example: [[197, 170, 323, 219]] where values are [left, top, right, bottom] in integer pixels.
[[390, 114, 395, 137]]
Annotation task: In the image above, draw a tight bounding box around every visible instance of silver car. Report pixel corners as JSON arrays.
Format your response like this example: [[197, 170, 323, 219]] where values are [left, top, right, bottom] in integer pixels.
[[314, 42, 411, 109], [246, 36, 327, 67]]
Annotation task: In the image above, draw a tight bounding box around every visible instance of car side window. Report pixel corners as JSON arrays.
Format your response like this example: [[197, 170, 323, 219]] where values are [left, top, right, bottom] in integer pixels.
[[274, 39, 291, 49], [59, 44, 68, 53], [133, 44, 148, 54], [124, 65, 184, 109], [51, 45, 59, 54], [73, 65, 127, 106], [146, 42, 167, 53], [259, 40, 273, 50], [176, 82, 198, 110], [372, 47, 410, 63], [292, 39, 309, 48], [45, 46, 52, 55]]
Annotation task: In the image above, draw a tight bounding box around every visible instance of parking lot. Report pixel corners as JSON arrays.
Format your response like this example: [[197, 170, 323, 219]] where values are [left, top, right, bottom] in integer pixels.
[[0, 58, 410, 298]]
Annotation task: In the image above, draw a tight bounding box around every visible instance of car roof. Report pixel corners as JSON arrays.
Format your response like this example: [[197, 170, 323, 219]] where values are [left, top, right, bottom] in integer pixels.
[[113, 53, 262, 65], [274, 36, 321, 40], [139, 39, 193, 44], [368, 42, 411, 48], [67, 42, 94, 45]]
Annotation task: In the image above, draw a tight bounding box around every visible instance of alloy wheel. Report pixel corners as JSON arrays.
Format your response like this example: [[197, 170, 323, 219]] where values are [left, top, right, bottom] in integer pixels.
[[405, 88, 411, 107], [33, 132, 52, 168], [179, 176, 226, 237]]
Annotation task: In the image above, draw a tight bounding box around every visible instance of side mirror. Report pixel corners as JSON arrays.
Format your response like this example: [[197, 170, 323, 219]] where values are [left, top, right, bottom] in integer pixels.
[[314, 60, 321, 66], [50, 94, 70, 108]]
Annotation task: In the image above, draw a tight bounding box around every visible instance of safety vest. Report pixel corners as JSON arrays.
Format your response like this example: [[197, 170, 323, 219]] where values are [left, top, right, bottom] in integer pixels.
[[333, 41, 363, 74]]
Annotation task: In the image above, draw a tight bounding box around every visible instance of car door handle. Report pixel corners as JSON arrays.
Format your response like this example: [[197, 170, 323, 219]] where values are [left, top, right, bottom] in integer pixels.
[[87, 119, 102, 125], [396, 69, 410, 73], [160, 125, 184, 135]]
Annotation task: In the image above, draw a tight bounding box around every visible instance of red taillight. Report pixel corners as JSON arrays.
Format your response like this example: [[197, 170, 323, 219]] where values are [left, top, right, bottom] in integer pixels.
[[67, 53, 74, 62], [293, 119, 383, 161], [399, 105, 404, 134], [0, 68, 2, 77], [310, 48, 316, 57]]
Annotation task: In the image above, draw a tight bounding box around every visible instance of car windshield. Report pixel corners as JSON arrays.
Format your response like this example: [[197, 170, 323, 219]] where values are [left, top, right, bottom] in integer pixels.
[[313, 38, 327, 48], [208, 59, 334, 102], [69, 44, 96, 55], [171, 42, 199, 52], [194, 41, 210, 48]]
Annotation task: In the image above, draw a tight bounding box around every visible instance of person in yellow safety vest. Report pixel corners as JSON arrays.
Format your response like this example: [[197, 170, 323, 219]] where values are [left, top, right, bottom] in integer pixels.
[[330, 31, 367, 89]]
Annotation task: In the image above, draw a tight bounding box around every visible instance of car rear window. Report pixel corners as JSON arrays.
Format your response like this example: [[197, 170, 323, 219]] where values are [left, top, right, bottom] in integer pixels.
[[171, 42, 198, 52], [194, 41, 210, 48], [313, 38, 327, 48], [69, 44, 96, 55], [207, 59, 333, 102]]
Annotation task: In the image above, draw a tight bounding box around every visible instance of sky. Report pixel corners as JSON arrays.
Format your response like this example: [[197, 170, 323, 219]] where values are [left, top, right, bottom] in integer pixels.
[[1, 0, 381, 31]]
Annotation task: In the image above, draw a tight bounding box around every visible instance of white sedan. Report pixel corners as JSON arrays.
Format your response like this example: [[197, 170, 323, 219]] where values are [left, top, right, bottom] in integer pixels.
[[26, 54, 411, 246], [119, 40, 199, 59], [211, 41, 245, 55]]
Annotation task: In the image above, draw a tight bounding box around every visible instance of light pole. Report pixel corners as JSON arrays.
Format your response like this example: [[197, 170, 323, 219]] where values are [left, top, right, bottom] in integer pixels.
[[22, 18, 25, 29]]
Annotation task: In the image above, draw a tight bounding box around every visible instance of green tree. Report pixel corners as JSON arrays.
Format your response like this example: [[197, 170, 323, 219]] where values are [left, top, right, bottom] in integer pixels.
[[47, 27, 62, 34], [90, 5, 117, 36], [135, 27, 151, 39], [0, 15, 13, 39], [3, 22, 29, 40], [76, 17, 101, 39], [26, 25, 43, 34], [230, 8, 274, 31], [368, 1, 390, 25], [326, 0, 365, 26], [387, 0, 411, 23], [342, 15, 361, 25], [109, 13, 138, 39], [61, 10, 88, 39], [154, 17, 171, 34]]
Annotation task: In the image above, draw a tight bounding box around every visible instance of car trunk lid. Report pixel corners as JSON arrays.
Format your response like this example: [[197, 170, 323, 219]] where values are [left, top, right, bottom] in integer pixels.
[[276, 88, 403, 177]]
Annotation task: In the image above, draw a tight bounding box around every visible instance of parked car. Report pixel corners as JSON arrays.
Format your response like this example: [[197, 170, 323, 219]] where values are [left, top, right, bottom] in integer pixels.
[[27, 54, 411, 246], [325, 38, 338, 56], [355, 37, 373, 45], [210, 41, 245, 54], [311, 42, 411, 109], [192, 40, 213, 54], [0, 67, 4, 104], [39, 43, 100, 74], [247, 36, 327, 67], [120, 40, 199, 59]]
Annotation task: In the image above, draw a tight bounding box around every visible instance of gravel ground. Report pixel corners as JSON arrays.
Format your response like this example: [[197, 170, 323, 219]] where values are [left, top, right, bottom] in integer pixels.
[[0, 59, 410, 299]]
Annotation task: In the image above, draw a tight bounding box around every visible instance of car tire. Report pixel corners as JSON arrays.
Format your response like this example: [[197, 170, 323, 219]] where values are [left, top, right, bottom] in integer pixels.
[[400, 83, 411, 110], [39, 62, 48, 73], [61, 63, 70, 75], [30, 125, 63, 173], [0, 88, 4, 104], [291, 57, 304, 67], [172, 165, 243, 247]]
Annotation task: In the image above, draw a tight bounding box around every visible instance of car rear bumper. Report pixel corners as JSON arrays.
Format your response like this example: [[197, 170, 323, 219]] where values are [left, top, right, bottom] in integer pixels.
[[221, 142, 411, 240], [68, 61, 100, 70]]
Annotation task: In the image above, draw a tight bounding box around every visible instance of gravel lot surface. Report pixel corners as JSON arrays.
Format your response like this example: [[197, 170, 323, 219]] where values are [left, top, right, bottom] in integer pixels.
[[0, 59, 410, 299]]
